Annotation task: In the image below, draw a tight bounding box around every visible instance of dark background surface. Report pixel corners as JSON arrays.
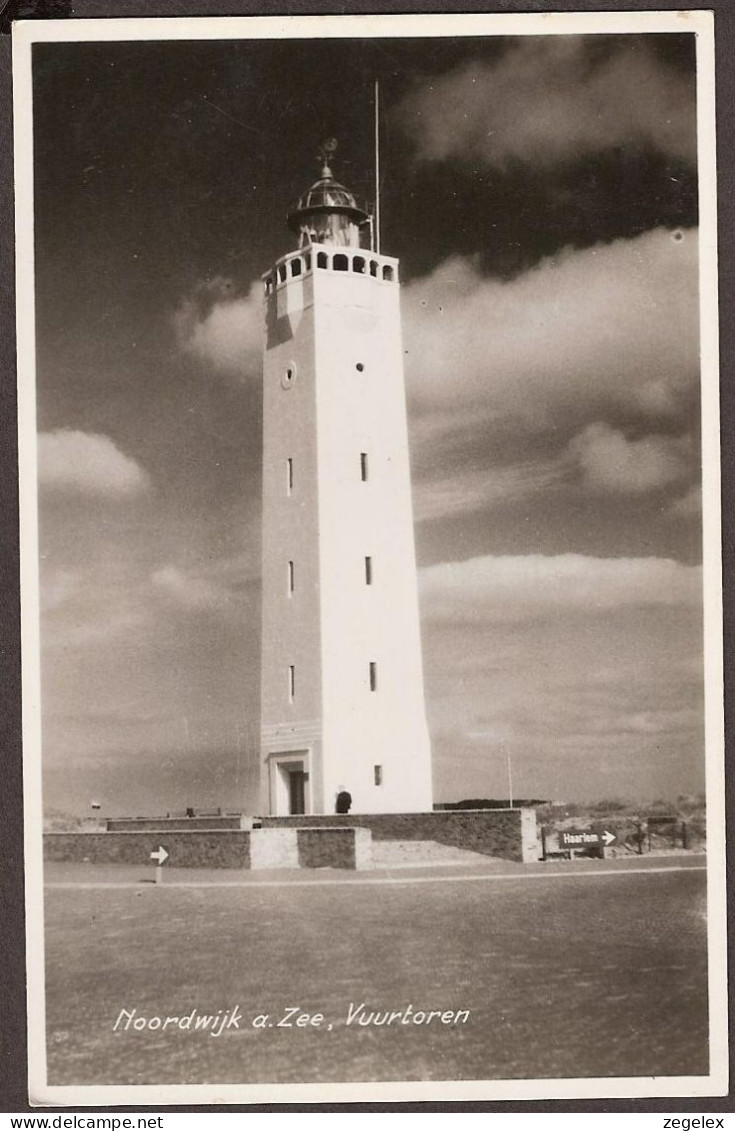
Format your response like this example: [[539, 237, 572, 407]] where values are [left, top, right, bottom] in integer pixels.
[[0, 0, 732, 1114]]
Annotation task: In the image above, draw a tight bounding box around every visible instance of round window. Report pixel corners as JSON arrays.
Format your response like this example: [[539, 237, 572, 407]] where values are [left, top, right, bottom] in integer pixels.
[[281, 362, 297, 390]]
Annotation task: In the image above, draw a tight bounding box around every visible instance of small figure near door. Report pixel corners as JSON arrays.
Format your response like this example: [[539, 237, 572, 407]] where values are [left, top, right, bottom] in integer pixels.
[[335, 788, 352, 814]]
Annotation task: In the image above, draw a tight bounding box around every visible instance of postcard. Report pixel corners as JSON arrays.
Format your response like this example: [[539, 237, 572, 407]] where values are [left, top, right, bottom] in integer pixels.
[[13, 9, 727, 1106]]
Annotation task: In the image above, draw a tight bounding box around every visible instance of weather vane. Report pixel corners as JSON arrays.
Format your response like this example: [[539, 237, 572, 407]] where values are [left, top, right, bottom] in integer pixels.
[[318, 137, 338, 176]]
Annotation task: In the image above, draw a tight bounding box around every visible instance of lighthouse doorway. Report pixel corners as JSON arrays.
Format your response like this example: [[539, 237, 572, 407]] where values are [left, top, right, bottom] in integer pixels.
[[269, 751, 310, 816], [288, 769, 306, 815]]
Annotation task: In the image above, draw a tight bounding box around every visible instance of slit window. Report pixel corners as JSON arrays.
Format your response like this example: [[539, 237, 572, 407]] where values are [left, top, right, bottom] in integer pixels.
[[365, 556, 372, 585], [369, 661, 377, 692], [278, 264, 287, 283], [374, 765, 383, 787], [317, 251, 328, 269], [288, 560, 294, 595], [369, 260, 378, 277], [291, 258, 302, 278], [286, 458, 293, 495], [288, 665, 295, 702], [382, 264, 394, 282], [360, 452, 368, 482], [304, 253, 312, 271]]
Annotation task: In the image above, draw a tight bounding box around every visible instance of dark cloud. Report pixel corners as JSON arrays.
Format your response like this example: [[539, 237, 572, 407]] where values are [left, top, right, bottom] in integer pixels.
[[404, 228, 700, 542], [395, 37, 696, 170]]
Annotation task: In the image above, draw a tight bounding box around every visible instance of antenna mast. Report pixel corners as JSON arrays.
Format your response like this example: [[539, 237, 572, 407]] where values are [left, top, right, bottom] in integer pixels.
[[374, 79, 381, 255]]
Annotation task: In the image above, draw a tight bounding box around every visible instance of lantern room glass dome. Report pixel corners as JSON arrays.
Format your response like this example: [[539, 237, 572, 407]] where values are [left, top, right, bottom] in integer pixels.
[[287, 156, 370, 249]]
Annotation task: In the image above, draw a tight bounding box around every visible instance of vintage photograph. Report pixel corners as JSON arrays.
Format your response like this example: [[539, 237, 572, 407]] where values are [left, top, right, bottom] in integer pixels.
[[14, 11, 726, 1105]]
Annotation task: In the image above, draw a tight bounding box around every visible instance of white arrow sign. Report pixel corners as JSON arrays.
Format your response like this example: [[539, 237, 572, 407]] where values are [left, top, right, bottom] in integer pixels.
[[602, 830, 616, 847], [150, 846, 169, 865]]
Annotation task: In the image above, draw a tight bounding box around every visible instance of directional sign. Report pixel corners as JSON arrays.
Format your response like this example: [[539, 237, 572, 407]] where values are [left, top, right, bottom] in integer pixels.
[[559, 829, 616, 848], [150, 845, 169, 865]]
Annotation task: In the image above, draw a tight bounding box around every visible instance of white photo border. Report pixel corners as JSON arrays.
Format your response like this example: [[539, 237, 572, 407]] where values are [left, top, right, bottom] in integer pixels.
[[13, 9, 726, 1107]]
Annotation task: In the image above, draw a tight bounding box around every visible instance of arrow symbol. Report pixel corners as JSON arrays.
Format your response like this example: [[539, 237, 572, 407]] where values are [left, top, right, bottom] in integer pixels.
[[602, 831, 616, 846], [150, 846, 169, 865]]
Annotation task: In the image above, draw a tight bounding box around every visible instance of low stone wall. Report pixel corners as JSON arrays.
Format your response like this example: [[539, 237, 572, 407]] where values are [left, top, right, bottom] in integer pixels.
[[45, 811, 538, 867], [352, 828, 373, 871], [44, 826, 373, 871], [250, 828, 299, 870], [296, 827, 372, 871], [44, 830, 251, 869], [520, 808, 541, 862], [106, 815, 249, 832], [261, 807, 539, 863]]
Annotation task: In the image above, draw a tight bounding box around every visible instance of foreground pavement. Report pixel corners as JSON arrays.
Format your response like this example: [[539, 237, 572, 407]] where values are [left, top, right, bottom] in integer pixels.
[[44, 850, 706, 888], [42, 856, 709, 1085]]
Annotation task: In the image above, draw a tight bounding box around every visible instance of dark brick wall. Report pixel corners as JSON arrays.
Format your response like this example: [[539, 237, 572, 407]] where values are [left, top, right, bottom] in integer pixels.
[[296, 828, 357, 869], [45, 810, 537, 868], [262, 808, 529, 862], [44, 830, 251, 869], [106, 816, 245, 832]]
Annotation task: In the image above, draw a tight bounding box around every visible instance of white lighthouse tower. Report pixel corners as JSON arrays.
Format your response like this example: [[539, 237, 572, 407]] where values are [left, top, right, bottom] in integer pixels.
[[259, 143, 433, 816]]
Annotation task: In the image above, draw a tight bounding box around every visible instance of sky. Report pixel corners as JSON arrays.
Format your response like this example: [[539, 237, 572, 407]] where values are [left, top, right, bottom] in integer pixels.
[[31, 29, 706, 815]]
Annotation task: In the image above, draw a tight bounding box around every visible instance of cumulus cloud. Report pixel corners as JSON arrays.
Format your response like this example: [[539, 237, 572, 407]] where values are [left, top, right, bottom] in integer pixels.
[[174, 276, 262, 377], [419, 553, 702, 624], [38, 430, 150, 497], [396, 37, 696, 170], [151, 553, 256, 614], [151, 565, 224, 610], [404, 228, 698, 427], [42, 550, 257, 658], [40, 559, 149, 651], [668, 484, 702, 518], [40, 567, 81, 613], [402, 227, 700, 515], [600, 707, 702, 736], [567, 422, 692, 494], [422, 562, 705, 800], [414, 457, 565, 521]]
